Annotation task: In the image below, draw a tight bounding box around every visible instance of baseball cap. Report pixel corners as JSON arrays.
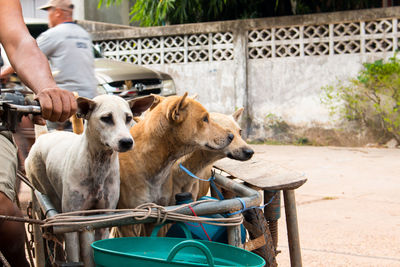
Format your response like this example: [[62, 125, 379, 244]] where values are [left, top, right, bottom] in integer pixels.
[[38, 0, 74, 11]]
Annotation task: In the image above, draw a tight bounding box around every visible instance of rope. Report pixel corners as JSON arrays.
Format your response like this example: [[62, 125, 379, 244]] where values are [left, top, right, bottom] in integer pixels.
[[42, 201, 243, 229], [179, 163, 214, 182], [10, 171, 242, 229], [0, 200, 243, 228], [0, 215, 44, 224], [0, 250, 11, 267], [187, 204, 211, 241], [226, 192, 277, 216], [209, 172, 225, 200], [16, 170, 35, 190], [179, 164, 224, 200], [179, 164, 277, 216]]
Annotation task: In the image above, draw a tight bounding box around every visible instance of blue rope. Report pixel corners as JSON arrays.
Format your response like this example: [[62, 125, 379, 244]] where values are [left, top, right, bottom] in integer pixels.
[[179, 163, 277, 214], [179, 163, 213, 182], [226, 192, 277, 216], [209, 178, 225, 200], [179, 163, 225, 200]]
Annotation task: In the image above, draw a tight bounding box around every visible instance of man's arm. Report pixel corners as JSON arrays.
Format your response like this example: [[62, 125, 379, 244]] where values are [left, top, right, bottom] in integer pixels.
[[0, 0, 76, 122]]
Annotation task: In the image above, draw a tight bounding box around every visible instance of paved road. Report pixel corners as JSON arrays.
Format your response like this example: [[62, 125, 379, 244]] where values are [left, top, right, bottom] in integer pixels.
[[251, 145, 400, 267]]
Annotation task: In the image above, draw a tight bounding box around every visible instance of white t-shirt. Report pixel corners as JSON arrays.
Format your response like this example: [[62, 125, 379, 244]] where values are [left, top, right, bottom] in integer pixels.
[[37, 22, 98, 99]]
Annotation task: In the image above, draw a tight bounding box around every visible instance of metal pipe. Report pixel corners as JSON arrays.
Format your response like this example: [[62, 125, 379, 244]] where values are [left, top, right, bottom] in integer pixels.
[[40, 173, 261, 234], [80, 230, 95, 267], [30, 167, 262, 266], [65, 232, 80, 263], [33, 173, 261, 237], [34, 190, 58, 218], [227, 214, 242, 248], [5, 103, 41, 114]]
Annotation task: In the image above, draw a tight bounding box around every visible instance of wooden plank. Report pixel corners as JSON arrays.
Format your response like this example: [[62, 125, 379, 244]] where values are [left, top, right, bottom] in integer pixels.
[[284, 190, 303, 267], [213, 155, 307, 190]]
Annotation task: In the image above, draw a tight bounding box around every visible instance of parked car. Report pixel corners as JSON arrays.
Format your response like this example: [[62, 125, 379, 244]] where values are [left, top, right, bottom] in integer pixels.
[[93, 47, 176, 98], [1, 18, 176, 99]]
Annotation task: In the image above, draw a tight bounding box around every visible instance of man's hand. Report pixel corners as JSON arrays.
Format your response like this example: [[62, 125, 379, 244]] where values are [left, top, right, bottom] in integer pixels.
[[35, 87, 77, 122]]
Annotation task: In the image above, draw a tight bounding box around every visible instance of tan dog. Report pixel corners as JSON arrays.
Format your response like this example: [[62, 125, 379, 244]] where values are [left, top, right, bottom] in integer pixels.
[[116, 93, 234, 237], [168, 108, 254, 203]]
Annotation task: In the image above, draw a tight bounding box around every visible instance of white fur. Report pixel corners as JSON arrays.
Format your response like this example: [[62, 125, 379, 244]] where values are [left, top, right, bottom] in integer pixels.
[[25, 95, 153, 246]]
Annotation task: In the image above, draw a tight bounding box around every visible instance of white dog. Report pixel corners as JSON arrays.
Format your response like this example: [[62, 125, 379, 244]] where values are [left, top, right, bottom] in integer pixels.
[[25, 94, 154, 244]]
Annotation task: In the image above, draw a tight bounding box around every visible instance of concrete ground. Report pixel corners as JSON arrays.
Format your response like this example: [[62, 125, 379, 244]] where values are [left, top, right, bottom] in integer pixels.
[[18, 145, 400, 266], [252, 145, 400, 267]]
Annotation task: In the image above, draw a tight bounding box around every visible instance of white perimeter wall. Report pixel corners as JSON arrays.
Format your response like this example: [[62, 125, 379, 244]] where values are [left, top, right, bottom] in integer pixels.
[[89, 7, 400, 139]]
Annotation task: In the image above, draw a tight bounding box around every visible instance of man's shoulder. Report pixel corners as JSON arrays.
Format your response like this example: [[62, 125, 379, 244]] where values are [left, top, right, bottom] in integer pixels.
[[57, 23, 91, 38], [39, 23, 90, 40], [38, 24, 65, 38]]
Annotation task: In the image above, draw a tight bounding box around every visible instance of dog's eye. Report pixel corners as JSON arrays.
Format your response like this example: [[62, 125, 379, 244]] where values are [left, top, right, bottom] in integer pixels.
[[239, 129, 242, 136], [203, 116, 209, 123], [100, 115, 113, 124], [126, 115, 132, 124]]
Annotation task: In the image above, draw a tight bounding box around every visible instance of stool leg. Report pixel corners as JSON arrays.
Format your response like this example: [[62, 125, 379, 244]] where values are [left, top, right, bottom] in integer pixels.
[[283, 189, 302, 267]]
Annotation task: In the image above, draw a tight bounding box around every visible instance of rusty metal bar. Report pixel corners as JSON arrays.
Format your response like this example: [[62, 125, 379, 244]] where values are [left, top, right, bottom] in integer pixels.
[[283, 189, 302, 267]]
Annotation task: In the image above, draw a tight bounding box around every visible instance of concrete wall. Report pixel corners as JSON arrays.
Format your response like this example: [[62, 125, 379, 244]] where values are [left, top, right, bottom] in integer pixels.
[[84, 7, 400, 144], [247, 53, 391, 126], [148, 62, 237, 114]]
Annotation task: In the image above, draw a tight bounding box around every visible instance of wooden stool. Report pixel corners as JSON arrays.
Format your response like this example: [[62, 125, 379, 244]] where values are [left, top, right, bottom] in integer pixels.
[[214, 156, 307, 267]]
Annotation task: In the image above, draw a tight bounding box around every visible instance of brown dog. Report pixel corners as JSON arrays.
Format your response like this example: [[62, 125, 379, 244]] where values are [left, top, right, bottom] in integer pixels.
[[116, 93, 234, 236], [167, 108, 254, 204]]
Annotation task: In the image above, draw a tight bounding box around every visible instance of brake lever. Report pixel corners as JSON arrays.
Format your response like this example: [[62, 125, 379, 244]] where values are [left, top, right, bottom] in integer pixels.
[[0, 97, 41, 132]]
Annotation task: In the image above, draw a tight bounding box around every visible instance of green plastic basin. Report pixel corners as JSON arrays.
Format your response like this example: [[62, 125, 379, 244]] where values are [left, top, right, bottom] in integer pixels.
[[91, 237, 265, 267]]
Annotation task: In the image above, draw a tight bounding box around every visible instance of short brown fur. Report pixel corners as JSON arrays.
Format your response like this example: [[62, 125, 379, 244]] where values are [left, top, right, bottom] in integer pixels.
[[167, 108, 254, 203], [116, 93, 233, 236]]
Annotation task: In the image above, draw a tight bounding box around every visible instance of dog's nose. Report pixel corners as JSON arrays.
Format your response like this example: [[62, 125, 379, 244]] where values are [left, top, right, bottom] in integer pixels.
[[227, 133, 234, 142], [119, 138, 133, 151], [243, 148, 254, 159]]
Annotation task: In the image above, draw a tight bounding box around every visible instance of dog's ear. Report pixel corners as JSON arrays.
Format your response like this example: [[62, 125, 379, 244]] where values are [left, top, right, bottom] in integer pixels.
[[232, 107, 244, 122], [189, 93, 199, 100], [149, 94, 165, 111], [168, 92, 188, 123], [128, 95, 155, 116], [76, 97, 96, 120]]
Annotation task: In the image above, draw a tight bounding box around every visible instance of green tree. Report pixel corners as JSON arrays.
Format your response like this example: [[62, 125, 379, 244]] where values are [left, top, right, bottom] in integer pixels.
[[98, 0, 394, 26]]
